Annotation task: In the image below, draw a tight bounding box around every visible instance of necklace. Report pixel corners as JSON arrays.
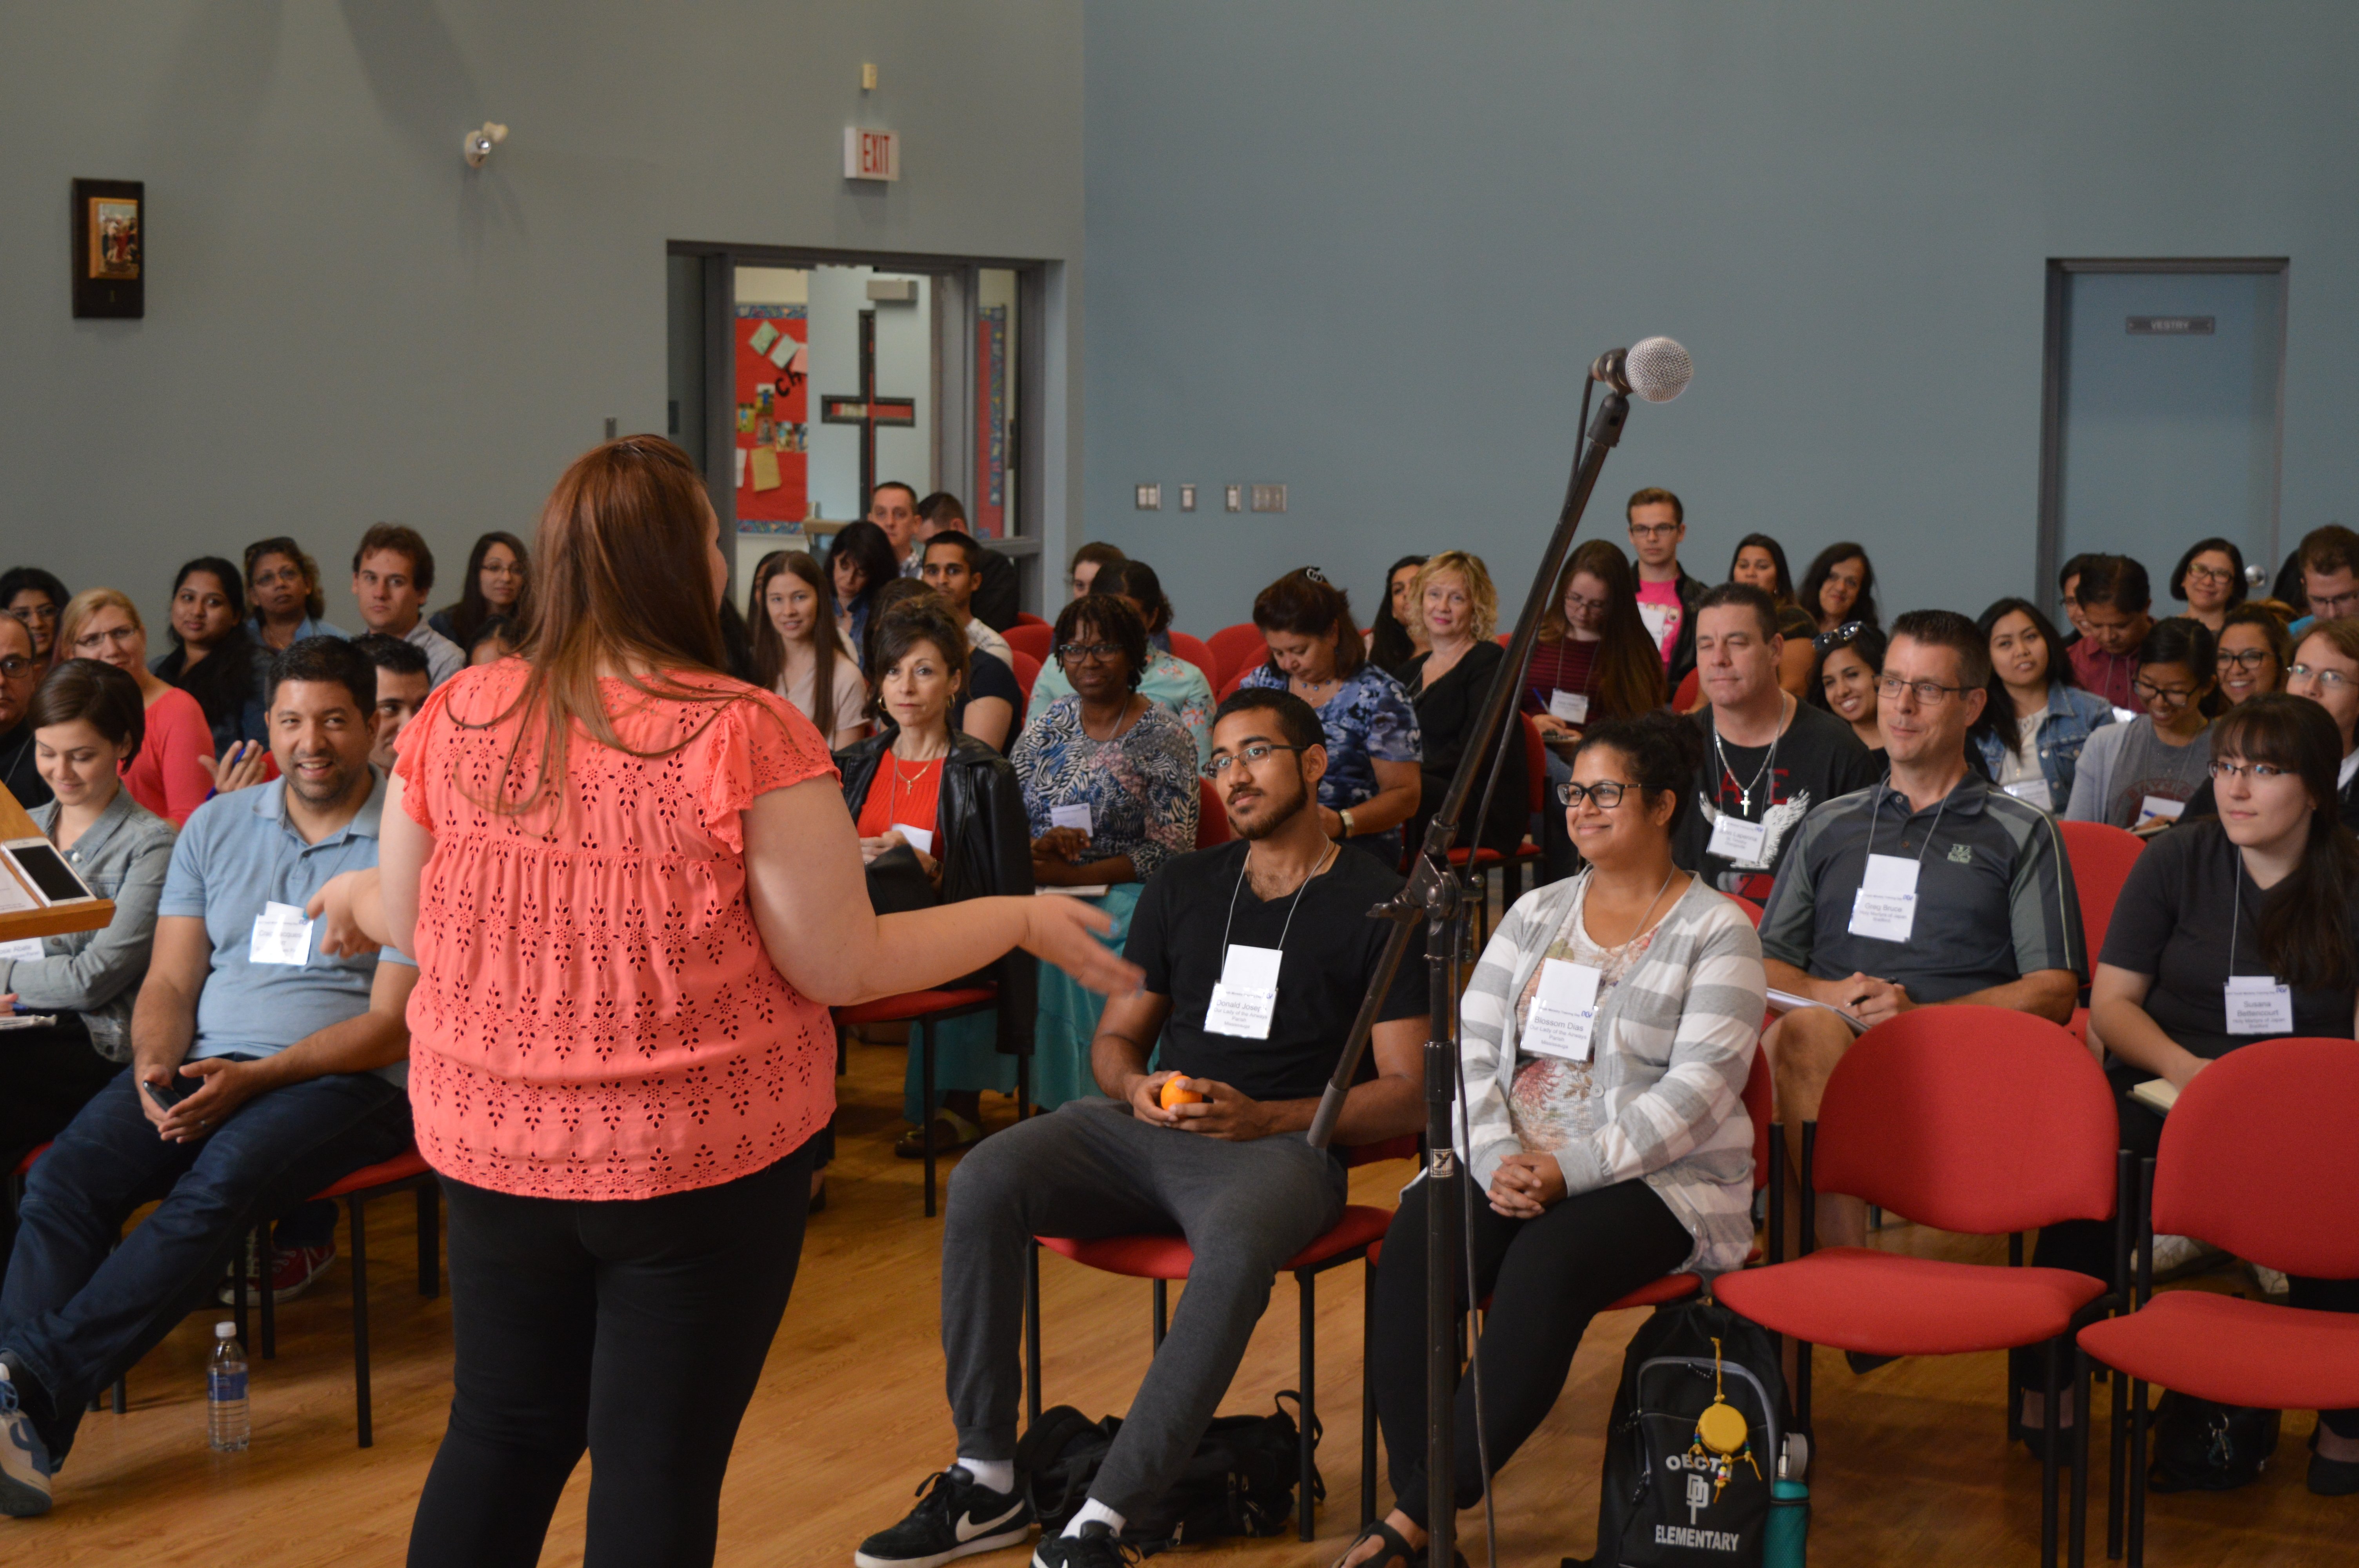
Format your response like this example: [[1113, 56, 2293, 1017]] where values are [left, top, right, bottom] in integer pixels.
[[1080, 697, 1138, 743], [1583, 865, 1684, 952], [884, 748, 938, 828], [1714, 693, 1789, 816]]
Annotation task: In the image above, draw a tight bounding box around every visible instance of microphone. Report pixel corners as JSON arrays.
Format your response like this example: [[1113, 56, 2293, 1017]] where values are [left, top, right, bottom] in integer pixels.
[[1588, 337, 1693, 403]]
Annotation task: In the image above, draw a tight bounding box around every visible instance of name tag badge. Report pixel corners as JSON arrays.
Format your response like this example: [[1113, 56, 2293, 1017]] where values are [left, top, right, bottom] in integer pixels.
[[1547, 689, 1590, 725], [1706, 813, 1770, 866], [1049, 802, 1093, 836], [1205, 943, 1283, 1040], [0, 937, 45, 962], [2003, 779, 2054, 811], [250, 900, 315, 966], [1847, 852, 1921, 942], [2224, 975, 2294, 1035], [1523, 958, 1603, 1062], [2135, 795, 2185, 828], [890, 822, 936, 855]]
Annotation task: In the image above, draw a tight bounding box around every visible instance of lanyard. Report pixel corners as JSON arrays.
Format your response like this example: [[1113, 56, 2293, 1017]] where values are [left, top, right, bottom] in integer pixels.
[[2227, 858, 2260, 978], [1220, 840, 1337, 960]]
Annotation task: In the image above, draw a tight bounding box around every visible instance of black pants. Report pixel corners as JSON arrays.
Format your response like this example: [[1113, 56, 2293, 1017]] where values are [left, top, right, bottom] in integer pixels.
[[1371, 1174, 1690, 1528], [406, 1138, 820, 1568], [0, 1020, 118, 1274], [2034, 1069, 2359, 1439]]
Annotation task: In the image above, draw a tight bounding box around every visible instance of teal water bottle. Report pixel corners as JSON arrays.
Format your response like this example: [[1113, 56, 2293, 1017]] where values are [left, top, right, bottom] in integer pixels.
[[1765, 1445, 1808, 1568]]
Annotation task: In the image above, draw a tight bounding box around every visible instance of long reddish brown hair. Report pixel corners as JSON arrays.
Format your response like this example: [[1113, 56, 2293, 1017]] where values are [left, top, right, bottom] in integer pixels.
[[468, 436, 751, 813]]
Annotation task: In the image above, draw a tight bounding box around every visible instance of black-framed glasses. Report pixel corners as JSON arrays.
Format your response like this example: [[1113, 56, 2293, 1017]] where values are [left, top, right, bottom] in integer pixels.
[[1205, 742, 1304, 777], [2207, 760, 2292, 782], [2131, 677, 2201, 705], [2311, 589, 2359, 618], [1813, 621, 1866, 653], [1555, 780, 1631, 808], [2217, 648, 2275, 671], [1875, 673, 1971, 704], [1056, 641, 1123, 664], [2185, 563, 2238, 585], [1627, 523, 1681, 540]]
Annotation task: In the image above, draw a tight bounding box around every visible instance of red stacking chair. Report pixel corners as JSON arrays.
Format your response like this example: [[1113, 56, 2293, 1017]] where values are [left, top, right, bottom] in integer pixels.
[[1004, 621, 1055, 665], [1025, 1136, 1419, 1542], [1009, 648, 1041, 710], [1357, 1046, 1775, 1524], [240, 1145, 442, 1448], [1196, 778, 1231, 849], [1167, 630, 1217, 688], [2077, 1038, 2359, 1568], [1713, 1008, 2125, 1568], [2057, 821, 2144, 1043], [1672, 668, 1702, 713], [1206, 623, 1268, 688], [834, 987, 1005, 1217], [1014, 610, 1050, 629]]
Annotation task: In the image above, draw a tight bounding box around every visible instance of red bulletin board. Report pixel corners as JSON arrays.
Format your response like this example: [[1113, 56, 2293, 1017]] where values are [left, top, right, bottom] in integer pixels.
[[734, 307, 809, 524]]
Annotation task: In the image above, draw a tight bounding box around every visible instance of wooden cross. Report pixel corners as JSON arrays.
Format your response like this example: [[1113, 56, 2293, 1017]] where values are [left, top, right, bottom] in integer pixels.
[[819, 308, 917, 508]]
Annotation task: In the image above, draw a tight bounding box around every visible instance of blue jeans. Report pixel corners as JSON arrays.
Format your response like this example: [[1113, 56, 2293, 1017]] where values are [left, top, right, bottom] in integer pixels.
[[0, 1063, 411, 1461]]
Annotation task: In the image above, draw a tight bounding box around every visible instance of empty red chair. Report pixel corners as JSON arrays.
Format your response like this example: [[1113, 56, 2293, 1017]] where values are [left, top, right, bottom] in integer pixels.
[[2078, 1038, 2359, 1568], [1009, 648, 1040, 710], [2057, 820, 2141, 1043], [1004, 621, 1055, 665], [1167, 630, 1217, 687], [1206, 623, 1269, 687], [833, 988, 1003, 1218], [1713, 1008, 2123, 1566]]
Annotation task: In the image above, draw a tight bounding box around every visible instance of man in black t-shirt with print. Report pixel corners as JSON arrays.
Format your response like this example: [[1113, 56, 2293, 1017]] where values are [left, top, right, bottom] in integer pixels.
[[856, 689, 1428, 1568], [1672, 584, 1880, 903]]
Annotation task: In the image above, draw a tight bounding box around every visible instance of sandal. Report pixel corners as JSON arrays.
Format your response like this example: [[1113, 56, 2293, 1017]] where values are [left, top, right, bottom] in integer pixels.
[[1330, 1520, 1418, 1568], [894, 1109, 982, 1159]]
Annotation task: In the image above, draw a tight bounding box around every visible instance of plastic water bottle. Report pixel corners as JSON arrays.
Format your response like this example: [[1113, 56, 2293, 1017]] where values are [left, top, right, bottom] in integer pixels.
[[207, 1322, 249, 1452]]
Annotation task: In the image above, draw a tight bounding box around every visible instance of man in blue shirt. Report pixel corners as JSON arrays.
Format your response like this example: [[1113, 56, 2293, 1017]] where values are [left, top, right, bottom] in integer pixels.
[[0, 639, 415, 1517]]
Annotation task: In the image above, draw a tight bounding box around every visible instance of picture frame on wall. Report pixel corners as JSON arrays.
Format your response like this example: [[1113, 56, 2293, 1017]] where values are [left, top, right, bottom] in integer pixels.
[[71, 178, 144, 318]]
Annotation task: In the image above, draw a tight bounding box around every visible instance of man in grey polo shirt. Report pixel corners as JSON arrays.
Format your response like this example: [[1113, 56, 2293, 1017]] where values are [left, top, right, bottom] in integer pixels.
[[1758, 609, 2085, 1252], [0, 639, 415, 1515]]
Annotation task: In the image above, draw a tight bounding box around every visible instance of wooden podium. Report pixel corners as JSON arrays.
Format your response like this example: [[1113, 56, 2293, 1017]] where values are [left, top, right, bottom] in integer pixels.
[[0, 780, 115, 943]]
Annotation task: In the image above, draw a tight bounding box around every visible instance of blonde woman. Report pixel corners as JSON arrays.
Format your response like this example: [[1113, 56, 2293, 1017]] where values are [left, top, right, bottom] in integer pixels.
[[1402, 550, 1527, 855], [56, 590, 216, 826]]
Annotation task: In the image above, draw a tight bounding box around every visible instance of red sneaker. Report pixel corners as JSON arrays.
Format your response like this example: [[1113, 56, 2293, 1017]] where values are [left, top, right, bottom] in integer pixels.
[[215, 1240, 336, 1305]]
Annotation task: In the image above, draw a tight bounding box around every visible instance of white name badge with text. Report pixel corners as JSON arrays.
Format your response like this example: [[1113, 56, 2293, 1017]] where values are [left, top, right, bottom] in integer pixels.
[[1522, 958, 1603, 1062], [2002, 779, 2054, 811], [1847, 852, 1921, 942], [1547, 690, 1590, 725], [1050, 802, 1094, 836], [0, 937, 45, 962], [2135, 795, 2186, 828], [2225, 975, 2294, 1035], [250, 900, 315, 966], [1205, 943, 1283, 1040], [1706, 813, 1769, 865], [890, 823, 936, 856]]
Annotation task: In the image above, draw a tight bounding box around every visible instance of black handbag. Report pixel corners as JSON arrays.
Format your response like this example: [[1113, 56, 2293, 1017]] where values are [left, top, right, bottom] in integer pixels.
[[2147, 1392, 2280, 1492]]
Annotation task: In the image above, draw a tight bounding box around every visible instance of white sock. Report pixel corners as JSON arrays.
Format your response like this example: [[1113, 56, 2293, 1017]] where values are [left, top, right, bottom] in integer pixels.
[[1064, 1499, 1125, 1537], [956, 1457, 1014, 1495]]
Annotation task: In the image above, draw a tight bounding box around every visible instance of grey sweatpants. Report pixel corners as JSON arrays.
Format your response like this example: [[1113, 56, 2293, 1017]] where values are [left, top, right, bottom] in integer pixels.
[[943, 1096, 1348, 1519]]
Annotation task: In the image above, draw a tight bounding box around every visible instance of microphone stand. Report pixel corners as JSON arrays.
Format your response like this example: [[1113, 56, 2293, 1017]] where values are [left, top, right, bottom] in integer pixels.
[[1307, 384, 1632, 1568]]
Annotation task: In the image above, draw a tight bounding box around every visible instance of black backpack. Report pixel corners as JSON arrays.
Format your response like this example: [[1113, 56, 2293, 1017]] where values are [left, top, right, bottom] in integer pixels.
[[2146, 1393, 2281, 1492], [1014, 1391, 1320, 1555], [1574, 1301, 1790, 1568]]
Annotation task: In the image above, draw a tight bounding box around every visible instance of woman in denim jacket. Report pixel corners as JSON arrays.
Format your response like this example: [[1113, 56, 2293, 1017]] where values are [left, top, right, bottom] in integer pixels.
[[0, 662, 176, 1258], [1974, 598, 2116, 811]]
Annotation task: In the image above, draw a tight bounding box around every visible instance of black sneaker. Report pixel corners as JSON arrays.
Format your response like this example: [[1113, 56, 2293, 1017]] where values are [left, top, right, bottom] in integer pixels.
[[854, 1466, 1035, 1568], [1030, 1522, 1136, 1568]]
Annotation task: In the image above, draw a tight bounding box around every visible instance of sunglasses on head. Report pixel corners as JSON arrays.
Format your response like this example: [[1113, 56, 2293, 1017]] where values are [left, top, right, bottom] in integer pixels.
[[1812, 621, 1866, 653]]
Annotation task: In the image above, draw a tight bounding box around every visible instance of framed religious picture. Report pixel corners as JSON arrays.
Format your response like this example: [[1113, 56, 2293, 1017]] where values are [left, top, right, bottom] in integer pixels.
[[71, 178, 144, 318]]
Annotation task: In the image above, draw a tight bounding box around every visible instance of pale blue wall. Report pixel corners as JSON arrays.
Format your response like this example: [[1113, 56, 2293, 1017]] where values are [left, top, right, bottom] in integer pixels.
[[1, 1, 1083, 632], [1082, 2, 2359, 633]]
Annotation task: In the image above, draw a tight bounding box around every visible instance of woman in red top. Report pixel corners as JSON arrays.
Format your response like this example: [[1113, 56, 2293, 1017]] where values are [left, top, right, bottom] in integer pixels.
[[55, 589, 216, 826], [317, 437, 1132, 1568]]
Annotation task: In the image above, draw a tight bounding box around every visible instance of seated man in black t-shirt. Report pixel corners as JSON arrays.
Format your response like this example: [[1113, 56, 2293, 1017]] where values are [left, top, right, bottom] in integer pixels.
[[856, 689, 1428, 1568]]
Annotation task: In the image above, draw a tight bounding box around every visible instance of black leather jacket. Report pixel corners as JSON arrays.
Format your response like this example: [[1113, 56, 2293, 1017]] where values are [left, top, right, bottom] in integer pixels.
[[836, 732, 1038, 1057]]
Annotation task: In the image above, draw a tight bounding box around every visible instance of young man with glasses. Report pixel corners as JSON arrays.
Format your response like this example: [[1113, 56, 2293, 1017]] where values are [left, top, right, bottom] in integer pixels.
[[2288, 523, 2359, 636], [1756, 609, 2085, 1253], [1672, 585, 1878, 903], [854, 688, 1427, 1568], [0, 617, 50, 807], [1626, 487, 1706, 681]]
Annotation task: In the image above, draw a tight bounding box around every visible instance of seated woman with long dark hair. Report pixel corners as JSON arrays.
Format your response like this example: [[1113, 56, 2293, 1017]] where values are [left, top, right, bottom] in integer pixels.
[[2027, 695, 2359, 1492], [1972, 597, 2115, 811], [1345, 710, 1765, 1567], [837, 600, 1036, 1158], [1728, 532, 1817, 696], [429, 531, 531, 651], [1011, 593, 1198, 1109], [829, 519, 902, 667], [1368, 554, 1430, 677], [1805, 619, 1887, 760], [1799, 541, 1879, 635], [751, 550, 869, 749], [1525, 539, 1665, 879], [151, 557, 263, 759]]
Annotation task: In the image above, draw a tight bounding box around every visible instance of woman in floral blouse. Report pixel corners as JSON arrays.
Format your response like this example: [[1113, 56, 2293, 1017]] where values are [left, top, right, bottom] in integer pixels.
[[1022, 558, 1215, 767], [1011, 593, 1199, 1105]]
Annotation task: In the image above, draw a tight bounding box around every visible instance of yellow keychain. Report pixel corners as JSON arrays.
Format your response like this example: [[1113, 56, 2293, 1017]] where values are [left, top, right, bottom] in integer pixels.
[[1688, 1337, 1763, 1501]]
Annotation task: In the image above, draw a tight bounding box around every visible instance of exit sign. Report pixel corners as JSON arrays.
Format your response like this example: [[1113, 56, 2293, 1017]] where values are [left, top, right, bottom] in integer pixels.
[[2126, 316, 2214, 335], [844, 127, 900, 181]]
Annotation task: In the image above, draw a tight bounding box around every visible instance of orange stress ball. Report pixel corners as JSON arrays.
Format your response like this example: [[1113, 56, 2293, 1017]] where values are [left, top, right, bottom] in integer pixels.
[[1160, 1077, 1206, 1109]]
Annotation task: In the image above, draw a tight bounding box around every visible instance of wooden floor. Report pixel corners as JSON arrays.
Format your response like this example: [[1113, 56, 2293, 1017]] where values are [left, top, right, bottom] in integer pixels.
[[20, 1037, 2348, 1566]]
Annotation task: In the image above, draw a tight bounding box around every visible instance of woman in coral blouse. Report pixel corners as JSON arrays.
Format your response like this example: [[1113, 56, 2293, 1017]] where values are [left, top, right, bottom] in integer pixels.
[[55, 588, 216, 826], [315, 437, 1136, 1568]]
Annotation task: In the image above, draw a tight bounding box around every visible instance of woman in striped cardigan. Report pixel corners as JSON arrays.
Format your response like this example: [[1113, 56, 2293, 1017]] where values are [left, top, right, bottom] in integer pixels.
[[1340, 710, 1766, 1568]]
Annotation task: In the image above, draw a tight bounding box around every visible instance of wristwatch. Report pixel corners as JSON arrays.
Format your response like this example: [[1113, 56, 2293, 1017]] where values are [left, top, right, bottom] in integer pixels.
[[1337, 807, 1356, 838]]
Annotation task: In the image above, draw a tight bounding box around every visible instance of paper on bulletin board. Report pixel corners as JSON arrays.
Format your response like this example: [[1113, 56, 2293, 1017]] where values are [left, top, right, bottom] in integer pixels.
[[734, 306, 808, 524], [750, 446, 781, 492]]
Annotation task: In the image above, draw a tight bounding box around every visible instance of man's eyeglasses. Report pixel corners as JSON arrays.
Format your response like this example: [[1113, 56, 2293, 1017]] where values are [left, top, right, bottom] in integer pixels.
[[1205, 742, 1304, 777], [2217, 648, 2275, 671], [1814, 621, 1866, 653], [1056, 641, 1124, 664], [2288, 663, 2355, 691], [1627, 523, 1680, 540], [2207, 760, 2292, 782], [1875, 673, 1972, 704], [2131, 677, 2201, 706], [2309, 590, 2359, 619], [1555, 780, 1632, 808], [0, 655, 33, 680]]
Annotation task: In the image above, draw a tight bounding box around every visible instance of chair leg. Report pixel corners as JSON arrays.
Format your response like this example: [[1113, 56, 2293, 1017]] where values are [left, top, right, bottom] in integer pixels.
[[2010, 1232, 2025, 1267], [1150, 1279, 1168, 1351], [111, 1373, 126, 1414], [2126, 1379, 2148, 1568], [2107, 1352, 2129, 1561], [1361, 1259, 1378, 1530], [2069, 1344, 2092, 1568], [1298, 1268, 1316, 1543], [232, 1229, 251, 1353], [921, 1018, 938, 1220], [417, 1180, 440, 1298], [1024, 1240, 1043, 1427], [258, 1221, 278, 1361], [1795, 1340, 1813, 1437], [2040, 1338, 2061, 1568], [1016, 1052, 1031, 1123], [351, 1194, 373, 1448]]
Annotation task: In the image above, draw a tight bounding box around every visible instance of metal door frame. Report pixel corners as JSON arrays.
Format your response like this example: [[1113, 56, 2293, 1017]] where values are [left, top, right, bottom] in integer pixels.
[[2037, 258, 2290, 622]]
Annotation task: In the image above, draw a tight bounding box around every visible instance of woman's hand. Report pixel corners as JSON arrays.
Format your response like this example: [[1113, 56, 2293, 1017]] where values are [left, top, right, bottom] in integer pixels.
[[1487, 1152, 1567, 1217], [1032, 826, 1090, 862], [306, 868, 384, 957], [1019, 896, 1144, 998], [858, 831, 904, 865], [199, 740, 270, 796]]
